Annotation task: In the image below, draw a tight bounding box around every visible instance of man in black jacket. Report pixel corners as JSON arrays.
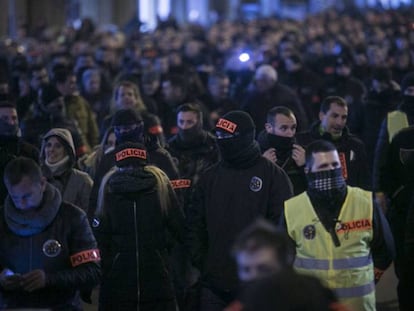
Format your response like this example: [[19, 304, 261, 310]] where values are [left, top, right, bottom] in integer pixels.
[[186, 111, 293, 311], [241, 64, 308, 132], [0, 157, 101, 309], [379, 126, 414, 311], [296, 96, 370, 190]]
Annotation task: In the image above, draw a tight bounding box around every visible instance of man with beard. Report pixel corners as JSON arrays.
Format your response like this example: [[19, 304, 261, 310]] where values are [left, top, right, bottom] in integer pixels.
[[258, 106, 306, 195], [0, 102, 39, 203], [373, 71, 414, 211], [186, 111, 293, 311], [284, 140, 394, 311], [167, 103, 219, 310], [296, 96, 370, 190]]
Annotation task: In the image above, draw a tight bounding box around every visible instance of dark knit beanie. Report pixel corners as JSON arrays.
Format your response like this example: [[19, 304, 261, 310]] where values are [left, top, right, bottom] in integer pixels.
[[215, 110, 255, 135], [112, 109, 143, 126], [401, 72, 414, 93], [40, 84, 62, 105], [114, 142, 147, 167]]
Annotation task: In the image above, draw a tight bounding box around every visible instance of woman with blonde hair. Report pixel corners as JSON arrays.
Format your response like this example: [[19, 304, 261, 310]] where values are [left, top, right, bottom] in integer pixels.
[[93, 142, 184, 311]]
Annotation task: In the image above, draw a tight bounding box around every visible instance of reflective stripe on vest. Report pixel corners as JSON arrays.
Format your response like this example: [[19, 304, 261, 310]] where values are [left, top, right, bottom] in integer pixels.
[[294, 255, 372, 270], [387, 110, 409, 142], [335, 281, 375, 298]]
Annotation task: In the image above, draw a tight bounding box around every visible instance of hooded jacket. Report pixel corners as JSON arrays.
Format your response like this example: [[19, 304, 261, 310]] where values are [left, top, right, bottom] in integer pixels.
[[40, 128, 93, 212]]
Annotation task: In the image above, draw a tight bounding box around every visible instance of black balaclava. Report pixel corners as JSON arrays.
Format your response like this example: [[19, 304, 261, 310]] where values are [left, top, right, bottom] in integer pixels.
[[112, 109, 145, 144], [400, 72, 414, 114], [215, 111, 261, 168]]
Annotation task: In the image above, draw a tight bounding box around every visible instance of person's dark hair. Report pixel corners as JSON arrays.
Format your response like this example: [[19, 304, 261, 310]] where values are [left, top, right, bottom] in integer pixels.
[[305, 140, 337, 169], [53, 67, 75, 84], [266, 106, 294, 125], [4, 157, 43, 187], [232, 219, 293, 268], [176, 103, 203, 121], [320, 96, 347, 114]]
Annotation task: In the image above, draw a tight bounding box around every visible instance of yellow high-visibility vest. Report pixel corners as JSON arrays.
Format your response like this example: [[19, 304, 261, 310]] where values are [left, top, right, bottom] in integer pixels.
[[387, 110, 409, 142], [285, 187, 375, 311]]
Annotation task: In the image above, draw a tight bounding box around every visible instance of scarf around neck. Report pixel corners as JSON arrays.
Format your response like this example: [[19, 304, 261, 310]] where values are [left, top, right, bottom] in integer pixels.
[[4, 183, 61, 236]]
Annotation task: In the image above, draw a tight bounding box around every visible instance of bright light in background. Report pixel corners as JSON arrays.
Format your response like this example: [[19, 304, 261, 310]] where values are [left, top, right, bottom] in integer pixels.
[[239, 53, 250, 63], [139, 0, 156, 31], [189, 10, 200, 22], [158, 0, 170, 20]]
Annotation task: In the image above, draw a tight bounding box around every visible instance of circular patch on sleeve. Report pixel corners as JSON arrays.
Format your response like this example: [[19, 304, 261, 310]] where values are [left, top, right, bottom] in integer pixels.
[[42, 239, 62, 257], [249, 176, 263, 192]]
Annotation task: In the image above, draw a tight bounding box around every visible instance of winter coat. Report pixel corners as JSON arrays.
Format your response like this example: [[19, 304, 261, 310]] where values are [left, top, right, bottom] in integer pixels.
[[65, 95, 99, 150], [40, 128, 93, 212], [167, 131, 219, 213], [93, 167, 184, 309], [186, 156, 293, 299], [0, 183, 101, 310], [349, 89, 400, 171]]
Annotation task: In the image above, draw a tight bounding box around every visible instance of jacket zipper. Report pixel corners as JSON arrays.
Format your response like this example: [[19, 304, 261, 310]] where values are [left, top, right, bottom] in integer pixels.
[[133, 201, 140, 310]]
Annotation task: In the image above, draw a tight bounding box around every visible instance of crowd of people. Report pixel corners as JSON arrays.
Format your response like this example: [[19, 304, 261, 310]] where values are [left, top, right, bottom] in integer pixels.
[[0, 5, 414, 311]]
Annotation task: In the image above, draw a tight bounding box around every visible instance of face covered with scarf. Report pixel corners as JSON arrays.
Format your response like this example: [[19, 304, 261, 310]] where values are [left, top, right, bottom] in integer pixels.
[[306, 149, 346, 199]]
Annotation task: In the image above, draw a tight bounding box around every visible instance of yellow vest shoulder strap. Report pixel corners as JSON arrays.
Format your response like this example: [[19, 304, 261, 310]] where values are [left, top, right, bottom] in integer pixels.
[[387, 110, 409, 142]]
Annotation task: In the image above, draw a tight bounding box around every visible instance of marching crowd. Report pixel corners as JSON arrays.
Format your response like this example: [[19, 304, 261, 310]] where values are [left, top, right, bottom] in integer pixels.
[[1, 6, 414, 311]]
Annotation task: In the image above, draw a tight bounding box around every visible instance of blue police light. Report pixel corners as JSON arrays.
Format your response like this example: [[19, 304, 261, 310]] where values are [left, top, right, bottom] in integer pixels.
[[239, 53, 250, 63]]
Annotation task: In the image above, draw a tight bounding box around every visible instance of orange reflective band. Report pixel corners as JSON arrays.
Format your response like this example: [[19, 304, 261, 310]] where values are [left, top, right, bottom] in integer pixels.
[[115, 148, 147, 161], [171, 179, 191, 189], [148, 125, 163, 135], [70, 249, 101, 267], [216, 118, 237, 133], [338, 152, 348, 180], [170, 126, 179, 135], [336, 219, 372, 234]]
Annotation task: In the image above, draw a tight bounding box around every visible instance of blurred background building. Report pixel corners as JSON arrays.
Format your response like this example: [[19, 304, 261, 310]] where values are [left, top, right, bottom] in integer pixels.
[[1, 0, 413, 39]]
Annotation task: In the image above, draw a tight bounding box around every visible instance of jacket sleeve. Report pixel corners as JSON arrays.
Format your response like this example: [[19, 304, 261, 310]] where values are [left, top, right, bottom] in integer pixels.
[[46, 209, 101, 289], [371, 200, 395, 270], [372, 119, 390, 192], [165, 183, 185, 244], [78, 174, 93, 212], [267, 164, 294, 226], [185, 176, 208, 270]]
